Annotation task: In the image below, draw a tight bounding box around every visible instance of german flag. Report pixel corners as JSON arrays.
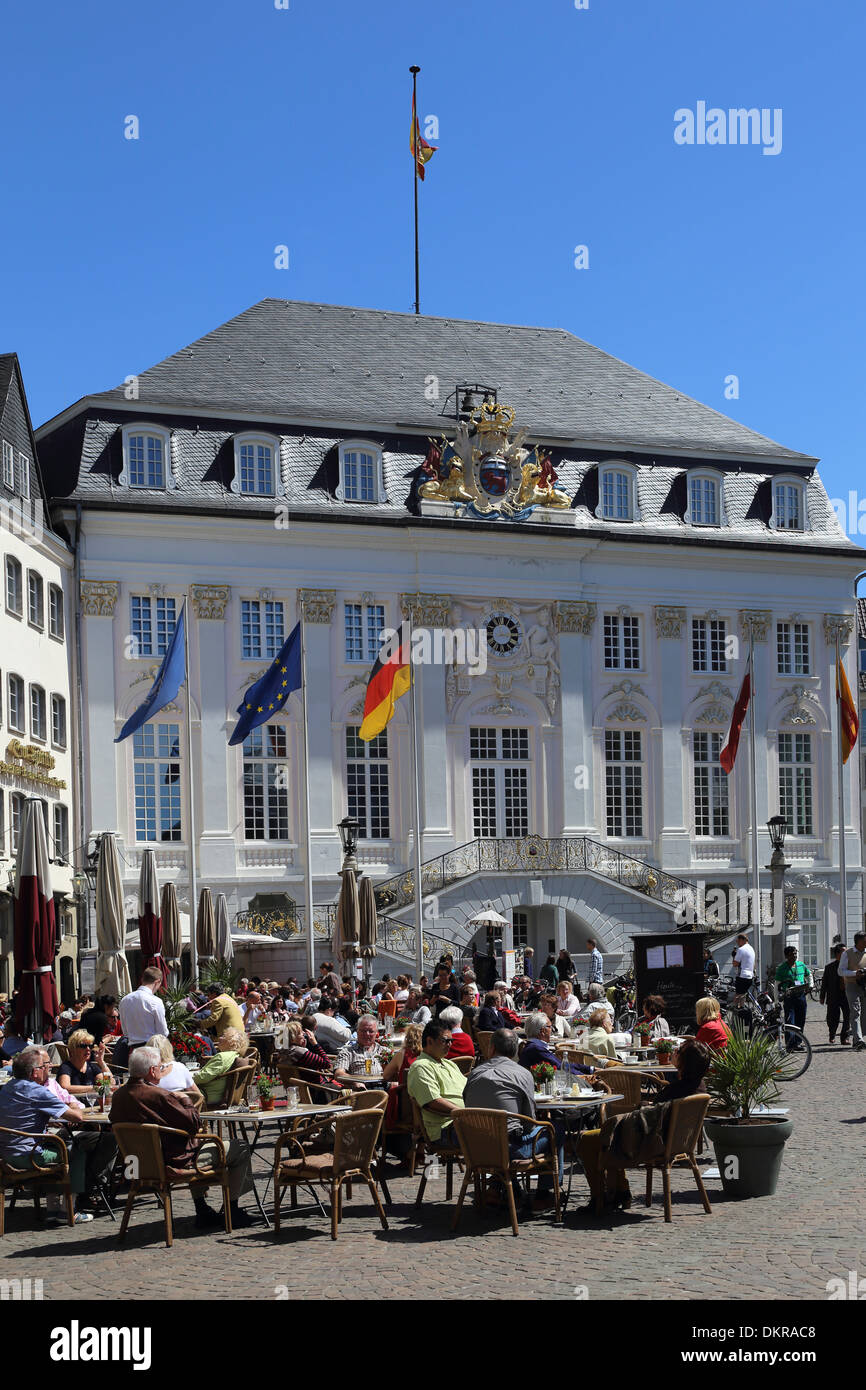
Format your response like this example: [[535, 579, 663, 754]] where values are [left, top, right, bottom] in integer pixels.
[[836, 649, 859, 763], [359, 622, 412, 741]]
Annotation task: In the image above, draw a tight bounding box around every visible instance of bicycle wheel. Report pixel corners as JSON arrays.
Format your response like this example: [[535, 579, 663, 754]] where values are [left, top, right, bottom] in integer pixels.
[[771, 1025, 812, 1079]]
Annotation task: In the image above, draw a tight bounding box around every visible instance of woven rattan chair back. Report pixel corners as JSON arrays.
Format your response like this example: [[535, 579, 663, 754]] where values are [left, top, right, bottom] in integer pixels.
[[332, 1108, 384, 1177], [452, 1107, 510, 1171], [112, 1123, 168, 1185]]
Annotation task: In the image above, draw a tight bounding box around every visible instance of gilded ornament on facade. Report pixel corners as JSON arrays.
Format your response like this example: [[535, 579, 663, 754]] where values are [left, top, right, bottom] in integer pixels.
[[190, 584, 231, 620], [80, 579, 120, 617]]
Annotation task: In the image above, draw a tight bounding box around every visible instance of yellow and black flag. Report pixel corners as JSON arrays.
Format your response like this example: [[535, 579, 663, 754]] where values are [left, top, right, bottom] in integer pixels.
[[359, 622, 412, 741]]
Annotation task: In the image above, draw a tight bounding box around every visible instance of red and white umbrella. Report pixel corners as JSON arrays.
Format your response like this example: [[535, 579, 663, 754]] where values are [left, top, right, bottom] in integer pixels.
[[137, 848, 168, 986], [13, 799, 59, 1042]]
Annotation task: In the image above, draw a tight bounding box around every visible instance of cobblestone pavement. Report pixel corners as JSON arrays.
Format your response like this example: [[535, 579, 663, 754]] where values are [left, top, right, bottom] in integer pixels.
[[1, 1021, 863, 1302]]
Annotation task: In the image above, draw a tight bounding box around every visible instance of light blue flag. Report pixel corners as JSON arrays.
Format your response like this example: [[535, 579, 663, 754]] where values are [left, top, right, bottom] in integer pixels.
[[115, 603, 187, 742]]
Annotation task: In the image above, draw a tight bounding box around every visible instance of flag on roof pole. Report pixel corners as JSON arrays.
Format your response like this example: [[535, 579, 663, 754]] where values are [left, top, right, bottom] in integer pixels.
[[836, 643, 859, 764], [411, 88, 436, 179], [359, 621, 412, 742], [229, 621, 302, 746], [720, 651, 752, 774], [116, 603, 187, 742]]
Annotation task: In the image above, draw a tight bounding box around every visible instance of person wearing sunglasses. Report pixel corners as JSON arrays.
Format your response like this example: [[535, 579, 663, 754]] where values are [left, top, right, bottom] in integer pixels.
[[56, 1030, 113, 1097]]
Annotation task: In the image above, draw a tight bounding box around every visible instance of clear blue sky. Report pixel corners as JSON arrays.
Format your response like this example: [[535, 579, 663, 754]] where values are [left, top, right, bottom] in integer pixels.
[[2, 0, 863, 516]]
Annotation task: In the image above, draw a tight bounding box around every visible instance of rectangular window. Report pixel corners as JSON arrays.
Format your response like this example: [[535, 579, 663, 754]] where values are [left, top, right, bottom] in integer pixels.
[[128, 433, 165, 488], [692, 617, 728, 673], [469, 727, 497, 761], [239, 442, 274, 495], [512, 909, 529, 950], [797, 896, 820, 972], [2, 441, 13, 489], [51, 694, 67, 749], [241, 600, 284, 660], [777, 621, 810, 676], [775, 483, 802, 531], [601, 469, 631, 520], [243, 724, 288, 840], [344, 602, 385, 662], [346, 726, 390, 838], [693, 731, 730, 836], [778, 732, 813, 836], [27, 572, 44, 628], [30, 685, 46, 741], [690, 476, 718, 525], [5, 557, 22, 615], [48, 585, 64, 641], [131, 596, 176, 658], [343, 449, 376, 502], [8, 675, 24, 732], [603, 614, 640, 670], [605, 728, 643, 837], [10, 792, 24, 855], [53, 804, 69, 862], [17, 453, 30, 499], [133, 723, 182, 841], [469, 726, 531, 838]]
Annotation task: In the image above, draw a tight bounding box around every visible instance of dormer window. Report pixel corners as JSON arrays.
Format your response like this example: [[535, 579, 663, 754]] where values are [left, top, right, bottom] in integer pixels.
[[771, 477, 807, 532], [337, 441, 385, 504], [232, 433, 279, 497], [686, 471, 723, 527], [120, 424, 173, 490], [597, 463, 639, 522]]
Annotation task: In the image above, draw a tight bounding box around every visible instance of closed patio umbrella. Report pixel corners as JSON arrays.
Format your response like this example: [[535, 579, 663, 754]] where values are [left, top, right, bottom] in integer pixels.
[[137, 848, 168, 987], [12, 799, 59, 1042], [215, 892, 234, 963], [161, 881, 182, 984], [95, 833, 132, 998], [196, 887, 216, 971], [335, 869, 360, 968], [358, 875, 378, 961]]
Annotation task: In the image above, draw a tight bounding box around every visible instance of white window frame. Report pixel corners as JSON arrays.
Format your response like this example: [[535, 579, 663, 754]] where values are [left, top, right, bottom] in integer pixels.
[[131, 595, 177, 659], [8, 674, 25, 732], [230, 432, 281, 498], [241, 598, 285, 661], [596, 461, 640, 522], [48, 584, 65, 641], [10, 792, 25, 855], [1, 440, 13, 490], [469, 726, 531, 839], [242, 723, 290, 841], [5, 556, 22, 616], [692, 616, 729, 674], [27, 570, 44, 629], [119, 423, 175, 490], [777, 620, 811, 676], [685, 470, 725, 527], [17, 452, 30, 499], [796, 896, 820, 971], [604, 727, 644, 838], [336, 441, 386, 504], [770, 475, 808, 532], [53, 804, 70, 863], [693, 730, 730, 837], [51, 694, 67, 749], [778, 731, 814, 837], [344, 601, 386, 663], [30, 684, 47, 742], [132, 721, 183, 843], [347, 725, 391, 839], [603, 612, 641, 671]]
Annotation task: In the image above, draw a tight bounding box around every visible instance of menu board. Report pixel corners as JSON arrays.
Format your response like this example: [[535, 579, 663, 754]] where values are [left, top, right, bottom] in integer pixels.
[[632, 933, 706, 1031]]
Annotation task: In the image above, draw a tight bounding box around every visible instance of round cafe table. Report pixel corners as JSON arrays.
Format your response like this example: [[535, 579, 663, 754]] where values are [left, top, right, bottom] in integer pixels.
[[534, 1091, 624, 1210]]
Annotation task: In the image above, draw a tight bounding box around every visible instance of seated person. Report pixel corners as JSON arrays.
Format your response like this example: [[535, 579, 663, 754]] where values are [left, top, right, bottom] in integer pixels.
[[198, 984, 245, 1039], [464, 1029, 563, 1205], [333, 1014, 387, 1090], [281, 1018, 336, 1093], [439, 1005, 476, 1061], [57, 1029, 114, 1097], [476, 992, 508, 1033], [240, 991, 265, 1031], [556, 981, 581, 1021], [576, 983, 615, 1025], [520, 1012, 592, 1073], [311, 997, 352, 1055], [80, 995, 123, 1045], [0, 1023, 30, 1060], [586, 1008, 621, 1059], [110, 1045, 254, 1228], [643, 1037, 712, 1103], [147, 1034, 203, 1103], [407, 988, 432, 1027], [636, 995, 670, 1040], [695, 997, 732, 1052], [406, 1021, 466, 1148], [190, 1027, 250, 1106], [537, 993, 570, 1039]]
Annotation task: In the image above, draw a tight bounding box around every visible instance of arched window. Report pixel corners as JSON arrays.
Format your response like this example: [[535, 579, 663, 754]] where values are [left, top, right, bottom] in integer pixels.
[[231, 433, 280, 497], [120, 424, 173, 490], [596, 461, 640, 522], [337, 441, 386, 504], [686, 470, 724, 527], [770, 476, 808, 532]]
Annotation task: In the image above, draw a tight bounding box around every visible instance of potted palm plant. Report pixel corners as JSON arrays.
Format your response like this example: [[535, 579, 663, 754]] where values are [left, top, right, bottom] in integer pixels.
[[703, 1020, 795, 1198]]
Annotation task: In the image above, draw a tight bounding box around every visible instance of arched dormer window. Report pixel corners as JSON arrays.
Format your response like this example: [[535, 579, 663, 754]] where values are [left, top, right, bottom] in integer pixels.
[[596, 461, 640, 522], [770, 476, 808, 532], [686, 469, 725, 527], [231, 433, 280, 497], [119, 424, 175, 490], [337, 441, 386, 504]]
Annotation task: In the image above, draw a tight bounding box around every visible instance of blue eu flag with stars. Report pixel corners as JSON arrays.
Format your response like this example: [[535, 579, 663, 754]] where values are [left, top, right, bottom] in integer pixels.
[[229, 621, 302, 746], [116, 604, 187, 743]]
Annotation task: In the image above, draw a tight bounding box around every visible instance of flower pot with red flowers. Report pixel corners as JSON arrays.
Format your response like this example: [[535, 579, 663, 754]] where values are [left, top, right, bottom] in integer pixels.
[[654, 1039, 674, 1063], [257, 1074, 275, 1111], [530, 1062, 555, 1095]]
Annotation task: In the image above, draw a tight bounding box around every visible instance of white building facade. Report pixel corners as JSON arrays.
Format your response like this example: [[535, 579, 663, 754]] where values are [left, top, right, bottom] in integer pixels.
[[35, 301, 865, 981]]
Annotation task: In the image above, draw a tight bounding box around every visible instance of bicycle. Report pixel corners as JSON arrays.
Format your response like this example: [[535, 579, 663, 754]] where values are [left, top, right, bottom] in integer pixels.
[[724, 985, 812, 1080]]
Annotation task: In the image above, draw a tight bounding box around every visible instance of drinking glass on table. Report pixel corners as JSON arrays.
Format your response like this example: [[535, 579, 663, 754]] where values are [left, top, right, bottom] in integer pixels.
[[364, 1056, 372, 1076], [287, 1087, 299, 1111]]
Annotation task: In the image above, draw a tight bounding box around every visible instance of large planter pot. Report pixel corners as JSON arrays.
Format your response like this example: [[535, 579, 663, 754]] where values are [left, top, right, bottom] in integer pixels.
[[704, 1117, 793, 1198]]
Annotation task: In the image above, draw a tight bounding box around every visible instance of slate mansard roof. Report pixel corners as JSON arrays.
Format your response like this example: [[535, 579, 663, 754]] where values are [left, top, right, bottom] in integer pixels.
[[34, 299, 860, 553]]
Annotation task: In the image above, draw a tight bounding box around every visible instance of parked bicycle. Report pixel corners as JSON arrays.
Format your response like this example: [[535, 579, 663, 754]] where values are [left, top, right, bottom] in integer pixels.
[[723, 984, 812, 1079]]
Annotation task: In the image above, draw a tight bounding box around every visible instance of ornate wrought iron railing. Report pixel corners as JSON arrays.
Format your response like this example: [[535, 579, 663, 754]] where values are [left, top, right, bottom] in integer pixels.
[[234, 902, 455, 967], [372, 834, 696, 917]]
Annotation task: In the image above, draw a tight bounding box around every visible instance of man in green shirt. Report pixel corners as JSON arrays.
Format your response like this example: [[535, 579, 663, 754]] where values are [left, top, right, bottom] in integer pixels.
[[775, 947, 811, 1035], [407, 1021, 466, 1146]]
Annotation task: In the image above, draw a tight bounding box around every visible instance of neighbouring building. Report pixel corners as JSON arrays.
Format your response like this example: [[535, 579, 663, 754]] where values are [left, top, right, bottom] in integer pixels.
[[0, 353, 78, 1001], [34, 300, 866, 981]]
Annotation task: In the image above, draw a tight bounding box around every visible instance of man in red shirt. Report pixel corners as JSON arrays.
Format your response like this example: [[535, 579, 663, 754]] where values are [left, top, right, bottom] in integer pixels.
[[439, 1006, 476, 1061]]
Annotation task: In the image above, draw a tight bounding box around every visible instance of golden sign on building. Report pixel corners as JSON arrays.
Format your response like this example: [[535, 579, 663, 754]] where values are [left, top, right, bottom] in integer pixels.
[[0, 739, 67, 792]]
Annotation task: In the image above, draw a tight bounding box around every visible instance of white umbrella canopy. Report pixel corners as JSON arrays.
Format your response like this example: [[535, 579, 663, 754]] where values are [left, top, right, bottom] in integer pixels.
[[465, 904, 510, 929], [95, 833, 133, 997], [161, 881, 183, 983], [215, 892, 234, 962]]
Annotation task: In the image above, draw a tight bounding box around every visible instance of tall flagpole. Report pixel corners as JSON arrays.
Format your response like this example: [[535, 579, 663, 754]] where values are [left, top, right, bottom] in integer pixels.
[[410, 65, 421, 315], [836, 632, 849, 943], [300, 613, 316, 982], [182, 599, 199, 984], [747, 625, 762, 988], [406, 616, 425, 981]]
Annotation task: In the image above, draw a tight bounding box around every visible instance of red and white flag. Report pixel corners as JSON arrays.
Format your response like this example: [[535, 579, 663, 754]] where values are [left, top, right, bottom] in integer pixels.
[[720, 653, 752, 775], [13, 800, 59, 1040]]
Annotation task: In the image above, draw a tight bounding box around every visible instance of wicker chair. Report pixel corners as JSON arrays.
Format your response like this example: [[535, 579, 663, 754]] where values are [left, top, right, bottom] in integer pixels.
[[451, 1109, 561, 1236], [409, 1098, 462, 1205], [596, 1093, 712, 1221], [277, 1062, 342, 1104], [475, 1031, 495, 1061], [0, 1126, 75, 1234], [452, 1055, 475, 1077], [272, 1108, 388, 1240], [560, 1048, 607, 1069], [112, 1122, 232, 1246], [596, 1068, 645, 1120]]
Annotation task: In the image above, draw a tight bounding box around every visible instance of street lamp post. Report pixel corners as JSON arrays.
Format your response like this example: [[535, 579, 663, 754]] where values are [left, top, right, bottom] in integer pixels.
[[337, 816, 361, 989], [766, 814, 791, 985]]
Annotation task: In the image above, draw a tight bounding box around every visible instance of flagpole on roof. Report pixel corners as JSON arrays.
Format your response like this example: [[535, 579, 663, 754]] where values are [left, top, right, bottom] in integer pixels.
[[747, 623, 762, 988], [182, 599, 199, 984], [411, 65, 421, 316], [836, 631, 849, 945], [300, 611, 316, 982]]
